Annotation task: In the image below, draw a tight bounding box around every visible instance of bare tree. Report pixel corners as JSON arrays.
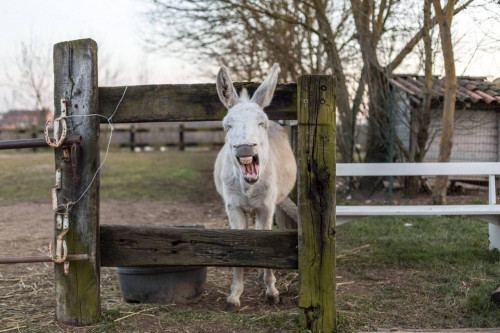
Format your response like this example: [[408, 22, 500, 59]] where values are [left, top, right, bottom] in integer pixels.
[[4, 40, 53, 114], [142, 0, 480, 168], [142, 0, 360, 162], [398, 0, 436, 197], [431, 0, 458, 204]]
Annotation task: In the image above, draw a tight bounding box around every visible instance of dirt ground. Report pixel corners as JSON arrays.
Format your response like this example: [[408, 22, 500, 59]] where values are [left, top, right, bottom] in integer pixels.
[[0, 199, 302, 332], [2, 150, 498, 332]]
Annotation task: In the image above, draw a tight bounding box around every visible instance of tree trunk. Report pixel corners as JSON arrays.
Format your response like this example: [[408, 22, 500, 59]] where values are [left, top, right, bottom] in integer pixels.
[[364, 67, 391, 164], [312, 0, 353, 163], [431, 0, 458, 205], [404, 0, 434, 198], [351, 0, 392, 166]]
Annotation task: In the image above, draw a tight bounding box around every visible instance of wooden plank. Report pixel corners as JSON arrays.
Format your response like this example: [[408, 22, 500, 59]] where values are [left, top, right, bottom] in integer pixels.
[[337, 204, 500, 216], [337, 162, 500, 177], [98, 83, 297, 123], [183, 126, 223, 132], [297, 75, 336, 332], [53, 39, 100, 325], [100, 226, 298, 269]]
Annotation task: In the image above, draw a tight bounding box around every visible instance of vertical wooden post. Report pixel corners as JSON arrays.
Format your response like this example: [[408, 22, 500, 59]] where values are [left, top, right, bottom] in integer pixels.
[[130, 125, 136, 152], [179, 123, 185, 151], [53, 39, 100, 325], [297, 75, 336, 332]]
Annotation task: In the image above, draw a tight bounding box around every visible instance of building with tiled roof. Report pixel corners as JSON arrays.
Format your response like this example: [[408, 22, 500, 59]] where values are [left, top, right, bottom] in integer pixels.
[[391, 76, 500, 108], [391, 76, 500, 164]]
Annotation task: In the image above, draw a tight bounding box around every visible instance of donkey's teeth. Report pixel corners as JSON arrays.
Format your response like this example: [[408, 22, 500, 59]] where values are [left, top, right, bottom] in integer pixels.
[[239, 156, 253, 164]]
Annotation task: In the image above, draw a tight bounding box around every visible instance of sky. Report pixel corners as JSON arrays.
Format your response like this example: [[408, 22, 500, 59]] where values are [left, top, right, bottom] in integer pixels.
[[0, 0, 212, 112], [0, 0, 499, 113]]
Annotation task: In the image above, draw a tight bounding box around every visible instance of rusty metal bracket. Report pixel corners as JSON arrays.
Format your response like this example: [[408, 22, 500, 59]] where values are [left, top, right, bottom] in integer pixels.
[[44, 99, 76, 276], [55, 168, 62, 189], [52, 188, 59, 211], [63, 147, 70, 162], [48, 213, 70, 275], [44, 98, 68, 148], [56, 213, 63, 230], [0, 254, 88, 264]]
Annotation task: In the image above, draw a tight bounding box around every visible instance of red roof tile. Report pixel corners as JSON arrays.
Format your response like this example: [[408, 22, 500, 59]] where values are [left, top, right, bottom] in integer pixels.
[[390, 75, 500, 105]]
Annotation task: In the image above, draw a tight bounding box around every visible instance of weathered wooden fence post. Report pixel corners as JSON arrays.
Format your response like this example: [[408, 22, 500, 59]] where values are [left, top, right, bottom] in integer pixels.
[[297, 75, 336, 332], [179, 123, 185, 151], [53, 39, 100, 325], [130, 125, 136, 152]]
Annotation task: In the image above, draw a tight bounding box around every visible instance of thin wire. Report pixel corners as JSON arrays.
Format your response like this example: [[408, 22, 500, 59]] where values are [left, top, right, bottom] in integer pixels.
[[58, 86, 128, 213]]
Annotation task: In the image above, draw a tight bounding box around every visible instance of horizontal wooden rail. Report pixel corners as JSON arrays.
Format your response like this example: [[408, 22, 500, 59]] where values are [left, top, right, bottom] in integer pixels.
[[100, 225, 298, 269], [337, 162, 500, 176], [98, 83, 297, 123], [183, 126, 223, 132]]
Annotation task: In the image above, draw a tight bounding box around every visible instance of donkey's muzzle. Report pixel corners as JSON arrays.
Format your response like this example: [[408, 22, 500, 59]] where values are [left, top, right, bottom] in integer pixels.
[[234, 144, 259, 184], [234, 144, 257, 158]]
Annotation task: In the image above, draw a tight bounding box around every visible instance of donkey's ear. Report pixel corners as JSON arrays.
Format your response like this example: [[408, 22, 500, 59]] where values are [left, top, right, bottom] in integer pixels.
[[251, 63, 279, 108], [216, 66, 239, 109]]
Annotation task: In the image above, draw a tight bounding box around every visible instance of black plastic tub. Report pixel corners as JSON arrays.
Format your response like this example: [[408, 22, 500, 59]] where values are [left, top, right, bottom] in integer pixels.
[[116, 225, 207, 304], [116, 265, 207, 304]]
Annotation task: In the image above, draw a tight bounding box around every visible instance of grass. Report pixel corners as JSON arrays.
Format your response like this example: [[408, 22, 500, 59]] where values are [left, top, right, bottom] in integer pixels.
[[0, 151, 54, 204], [81, 305, 299, 332], [0, 149, 218, 205], [99, 150, 215, 202], [336, 215, 500, 331], [2, 150, 500, 331]]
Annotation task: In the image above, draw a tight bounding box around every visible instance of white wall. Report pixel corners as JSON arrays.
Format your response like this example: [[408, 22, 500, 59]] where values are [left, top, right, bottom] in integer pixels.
[[424, 109, 498, 162]]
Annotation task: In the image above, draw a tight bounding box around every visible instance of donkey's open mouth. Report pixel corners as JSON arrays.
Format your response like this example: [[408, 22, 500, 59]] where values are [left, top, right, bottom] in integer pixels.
[[238, 155, 260, 183]]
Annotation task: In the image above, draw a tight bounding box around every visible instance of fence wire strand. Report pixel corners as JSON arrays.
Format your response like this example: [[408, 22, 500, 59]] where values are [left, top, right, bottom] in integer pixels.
[[59, 86, 128, 213]]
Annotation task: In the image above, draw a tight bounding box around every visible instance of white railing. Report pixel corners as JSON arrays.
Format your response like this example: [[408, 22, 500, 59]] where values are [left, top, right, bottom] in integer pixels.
[[336, 162, 500, 249]]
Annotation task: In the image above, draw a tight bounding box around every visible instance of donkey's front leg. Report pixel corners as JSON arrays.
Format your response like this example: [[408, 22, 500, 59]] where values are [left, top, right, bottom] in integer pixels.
[[226, 205, 246, 310], [256, 205, 280, 304]]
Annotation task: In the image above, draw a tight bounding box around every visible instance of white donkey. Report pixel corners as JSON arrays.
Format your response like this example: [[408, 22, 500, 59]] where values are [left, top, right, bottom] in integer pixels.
[[214, 64, 297, 310]]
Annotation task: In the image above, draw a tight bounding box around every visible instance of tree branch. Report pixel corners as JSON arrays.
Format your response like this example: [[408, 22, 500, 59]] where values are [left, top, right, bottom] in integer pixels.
[[387, 0, 474, 72]]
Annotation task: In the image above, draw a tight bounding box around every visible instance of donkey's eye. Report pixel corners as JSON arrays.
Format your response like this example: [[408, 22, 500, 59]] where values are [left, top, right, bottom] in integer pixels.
[[259, 122, 267, 129], [225, 124, 232, 131]]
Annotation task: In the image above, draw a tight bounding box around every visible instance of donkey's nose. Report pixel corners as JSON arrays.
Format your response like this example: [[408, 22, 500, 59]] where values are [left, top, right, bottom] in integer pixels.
[[233, 142, 257, 149], [234, 143, 257, 158]]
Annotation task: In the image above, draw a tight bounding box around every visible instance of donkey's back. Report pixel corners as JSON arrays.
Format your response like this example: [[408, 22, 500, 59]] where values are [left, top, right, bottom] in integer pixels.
[[264, 121, 296, 203]]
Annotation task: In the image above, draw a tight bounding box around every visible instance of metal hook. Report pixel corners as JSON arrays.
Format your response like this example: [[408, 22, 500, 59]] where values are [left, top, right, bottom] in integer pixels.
[[44, 98, 68, 148]]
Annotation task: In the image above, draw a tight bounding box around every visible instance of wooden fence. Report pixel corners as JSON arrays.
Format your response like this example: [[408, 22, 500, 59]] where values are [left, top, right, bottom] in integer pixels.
[[1, 124, 224, 151], [43, 39, 337, 332], [112, 124, 224, 151]]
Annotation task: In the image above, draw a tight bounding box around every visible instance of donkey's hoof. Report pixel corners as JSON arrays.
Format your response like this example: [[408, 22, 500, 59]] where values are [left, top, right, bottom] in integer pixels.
[[266, 293, 280, 305], [225, 301, 240, 312]]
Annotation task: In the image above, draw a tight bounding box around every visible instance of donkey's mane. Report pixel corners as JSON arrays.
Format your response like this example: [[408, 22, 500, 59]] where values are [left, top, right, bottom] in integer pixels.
[[239, 88, 250, 101]]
